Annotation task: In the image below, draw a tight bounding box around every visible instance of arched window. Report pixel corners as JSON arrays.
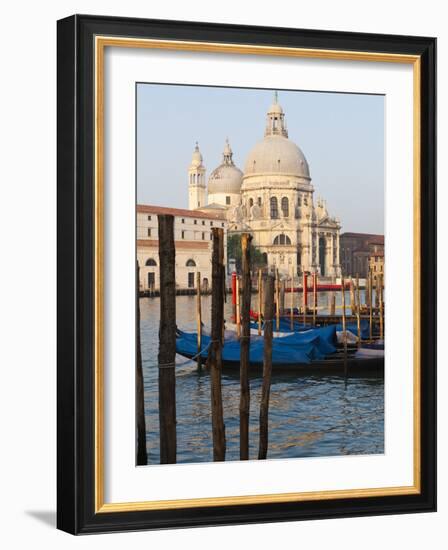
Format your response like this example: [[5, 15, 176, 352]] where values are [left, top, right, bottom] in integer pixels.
[[281, 197, 289, 217], [186, 259, 196, 267], [257, 197, 262, 206], [145, 258, 157, 266], [249, 198, 254, 207], [273, 234, 291, 246], [270, 197, 279, 219], [297, 195, 302, 206]]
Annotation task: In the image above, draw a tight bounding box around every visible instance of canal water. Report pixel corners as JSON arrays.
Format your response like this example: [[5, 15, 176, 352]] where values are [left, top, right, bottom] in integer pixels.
[[140, 293, 384, 464]]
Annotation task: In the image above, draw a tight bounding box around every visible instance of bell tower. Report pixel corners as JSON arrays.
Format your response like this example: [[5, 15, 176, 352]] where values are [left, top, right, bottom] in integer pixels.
[[188, 142, 206, 210]]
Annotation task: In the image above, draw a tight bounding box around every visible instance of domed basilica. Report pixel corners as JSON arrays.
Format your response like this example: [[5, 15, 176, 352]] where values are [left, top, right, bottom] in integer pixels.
[[188, 93, 342, 278]]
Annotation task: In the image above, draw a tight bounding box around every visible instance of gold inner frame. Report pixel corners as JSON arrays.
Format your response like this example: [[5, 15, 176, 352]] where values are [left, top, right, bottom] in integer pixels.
[[94, 36, 421, 513]]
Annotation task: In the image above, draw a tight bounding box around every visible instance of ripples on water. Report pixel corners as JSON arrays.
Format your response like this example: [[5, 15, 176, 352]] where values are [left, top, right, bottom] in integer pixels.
[[140, 295, 384, 464]]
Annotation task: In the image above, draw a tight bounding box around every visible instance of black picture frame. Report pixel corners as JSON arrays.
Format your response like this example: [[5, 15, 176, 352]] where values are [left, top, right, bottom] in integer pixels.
[[57, 14, 436, 534]]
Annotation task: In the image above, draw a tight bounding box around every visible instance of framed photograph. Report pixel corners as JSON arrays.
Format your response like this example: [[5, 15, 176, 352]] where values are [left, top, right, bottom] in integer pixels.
[[57, 14, 436, 534]]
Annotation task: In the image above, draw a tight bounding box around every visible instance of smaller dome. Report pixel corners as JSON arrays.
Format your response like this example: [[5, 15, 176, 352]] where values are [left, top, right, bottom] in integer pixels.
[[208, 139, 243, 195], [208, 164, 243, 194]]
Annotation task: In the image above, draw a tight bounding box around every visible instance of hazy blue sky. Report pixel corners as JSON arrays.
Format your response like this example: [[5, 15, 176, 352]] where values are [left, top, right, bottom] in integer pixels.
[[137, 84, 384, 234]]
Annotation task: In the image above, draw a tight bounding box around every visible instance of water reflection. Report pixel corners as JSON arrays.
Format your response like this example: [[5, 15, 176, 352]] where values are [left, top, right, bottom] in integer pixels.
[[140, 294, 384, 464]]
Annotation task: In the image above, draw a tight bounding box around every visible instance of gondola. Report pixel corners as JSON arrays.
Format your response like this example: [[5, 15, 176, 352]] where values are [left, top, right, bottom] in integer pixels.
[[175, 326, 384, 376]]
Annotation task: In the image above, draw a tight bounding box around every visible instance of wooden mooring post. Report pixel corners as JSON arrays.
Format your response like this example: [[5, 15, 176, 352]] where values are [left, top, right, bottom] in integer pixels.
[[236, 275, 241, 338], [302, 272, 307, 326], [257, 269, 262, 336], [209, 228, 226, 461], [157, 215, 177, 464], [341, 276, 348, 377], [196, 271, 202, 370], [313, 272, 317, 326], [275, 268, 280, 331], [136, 262, 147, 465], [290, 266, 294, 330], [355, 275, 361, 348], [240, 233, 252, 460], [379, 273, 384, 340], [369, 270, 373, 341], [258, 273, 274, 460]]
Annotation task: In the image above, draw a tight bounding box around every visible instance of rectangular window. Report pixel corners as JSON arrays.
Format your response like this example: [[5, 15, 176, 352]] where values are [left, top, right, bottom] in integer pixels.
[[210, 221, 213, 226], [181, 230, 185, 239], [202, 232, 205, 240], [147, 215, 151, 221], [147, 228, 151, 237], [181, 218, 185, 223], [202, 220, 205, 225], [222, 222, 225, 227], [226, 196, 231, 205], [147, 272, 155, 290], [194, 220, 197, 225], [188, 272, 195, 288]]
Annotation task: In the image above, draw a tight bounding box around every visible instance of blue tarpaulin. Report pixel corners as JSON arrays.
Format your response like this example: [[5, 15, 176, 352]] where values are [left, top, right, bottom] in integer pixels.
[[176, 324, 338, 366]]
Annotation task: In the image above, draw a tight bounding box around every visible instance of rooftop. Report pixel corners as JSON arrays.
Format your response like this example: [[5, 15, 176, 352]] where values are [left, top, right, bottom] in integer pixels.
[[137, 204, 226, 220]]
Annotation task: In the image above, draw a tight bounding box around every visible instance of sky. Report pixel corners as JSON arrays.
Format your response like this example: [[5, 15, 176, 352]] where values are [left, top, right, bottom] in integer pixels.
[[136, 84, 384, 234]]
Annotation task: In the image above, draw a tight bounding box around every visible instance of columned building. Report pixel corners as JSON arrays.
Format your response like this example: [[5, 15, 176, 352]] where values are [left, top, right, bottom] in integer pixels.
[[191, 93, 342, 278]]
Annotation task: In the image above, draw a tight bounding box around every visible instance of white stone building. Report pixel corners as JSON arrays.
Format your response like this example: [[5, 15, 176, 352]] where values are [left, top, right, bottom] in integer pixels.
[[137, 204, 226, 292], [189, 93, 342, 278]]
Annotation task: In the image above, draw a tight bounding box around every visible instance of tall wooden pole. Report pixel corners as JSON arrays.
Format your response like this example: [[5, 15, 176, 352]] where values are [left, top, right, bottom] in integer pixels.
[[258, 269, 262, 336], [196, 271, 202, 369], [349, 276, 355, 316], [231, 271, 237, 322], [157, 215, 176, 464], [341, 276, 348, 377], [369, 270, 373, 341], [209, 228, 226, 461], [313, 271, 317, 326], [302, 272, 307, 326], [356, 273, 361, 315], [240, 233, 252, 460], [136, 262, 147, 465], [290, 266, 294, 330], [355, 275, 361, 347], [280, 279, 285, 316], [330, 275, 336, 316], [379, 273, 384, 340], [236, 275, 241, 338], [275, 268, 280, 331], [258, 273, 274, 460]]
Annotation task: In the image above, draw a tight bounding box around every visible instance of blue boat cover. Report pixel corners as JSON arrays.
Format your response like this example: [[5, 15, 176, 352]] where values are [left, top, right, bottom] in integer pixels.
[[176, 324, 338, 366]]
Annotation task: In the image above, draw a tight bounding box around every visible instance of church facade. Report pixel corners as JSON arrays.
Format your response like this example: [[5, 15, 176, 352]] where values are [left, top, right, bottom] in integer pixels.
[[188, 94, 342, 279]]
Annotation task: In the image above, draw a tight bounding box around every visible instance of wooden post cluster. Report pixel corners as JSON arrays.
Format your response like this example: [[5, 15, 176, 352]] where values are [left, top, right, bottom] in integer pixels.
[[157, 215, 177, 464], [208, 227, 226, 461], [240, 233, 252, 460], [258, 273, 274, 460], [136, 261, 147, 466]]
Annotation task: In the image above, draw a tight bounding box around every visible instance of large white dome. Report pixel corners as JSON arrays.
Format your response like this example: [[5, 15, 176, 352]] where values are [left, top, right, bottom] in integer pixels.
[[244, 135, 310, 178]]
